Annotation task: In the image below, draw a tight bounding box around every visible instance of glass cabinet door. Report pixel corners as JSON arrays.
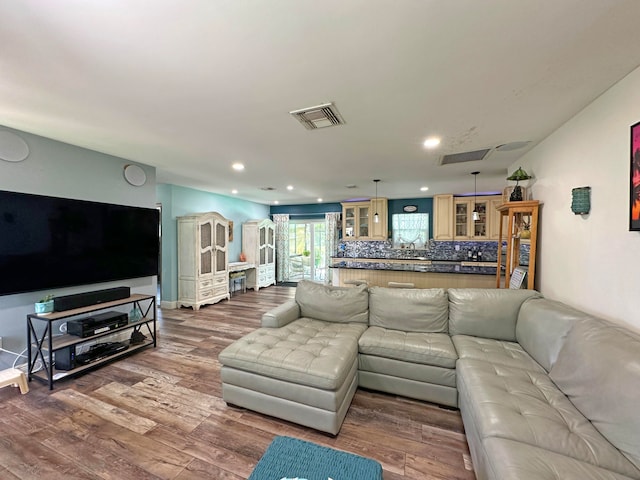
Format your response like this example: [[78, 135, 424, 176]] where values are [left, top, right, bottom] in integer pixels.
[[358, 206, 369, 237], [455, 202, 468, 237], [473, 200, 488, 237], [344, 206, 356, 238]]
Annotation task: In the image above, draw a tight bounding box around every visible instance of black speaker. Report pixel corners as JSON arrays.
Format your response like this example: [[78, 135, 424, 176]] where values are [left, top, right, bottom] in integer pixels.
[[53, 286, 131, 312], [55, 346, 75, 371]]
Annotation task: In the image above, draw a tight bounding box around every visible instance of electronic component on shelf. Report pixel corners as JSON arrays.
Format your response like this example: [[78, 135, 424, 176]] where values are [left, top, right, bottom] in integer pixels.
[[75, 342, 129, 366], [67, 311, 129, 338]]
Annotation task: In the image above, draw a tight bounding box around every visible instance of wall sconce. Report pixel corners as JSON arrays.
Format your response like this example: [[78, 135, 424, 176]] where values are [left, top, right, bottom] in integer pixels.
[[571, 186, 591, 215]]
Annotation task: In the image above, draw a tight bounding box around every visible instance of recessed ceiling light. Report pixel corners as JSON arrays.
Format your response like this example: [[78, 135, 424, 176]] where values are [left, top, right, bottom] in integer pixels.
[[231, 189, 238, 194], [273, 200, 279, 205], [287, 185, 294, 191], [232, 162, 245, 171], [317, 198, 323, 202], [420, 186, 429, 191], [423, 137, 441, 148]]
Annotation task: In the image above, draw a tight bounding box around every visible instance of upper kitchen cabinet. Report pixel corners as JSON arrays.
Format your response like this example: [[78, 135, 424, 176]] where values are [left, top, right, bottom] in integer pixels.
[[433, 194, 501, 241], [433, 194, 454, 240], [370, 198, 388, 239], [342, 199, 388, 240]]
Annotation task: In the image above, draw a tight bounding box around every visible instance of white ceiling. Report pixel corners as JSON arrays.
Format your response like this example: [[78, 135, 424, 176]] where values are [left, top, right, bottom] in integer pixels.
[[2, 1, 640, 205]]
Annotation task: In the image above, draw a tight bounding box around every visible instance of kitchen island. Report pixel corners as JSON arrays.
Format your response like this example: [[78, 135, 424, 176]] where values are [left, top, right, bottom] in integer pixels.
[[330, 260, 498, 289]]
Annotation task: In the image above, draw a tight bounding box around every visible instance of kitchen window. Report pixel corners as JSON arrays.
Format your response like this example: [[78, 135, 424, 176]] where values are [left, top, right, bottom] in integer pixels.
[[392, 213, 429, 248]]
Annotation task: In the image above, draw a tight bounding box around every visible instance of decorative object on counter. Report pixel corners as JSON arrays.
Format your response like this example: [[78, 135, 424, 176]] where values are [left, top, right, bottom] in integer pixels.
[[373, 179, 380, 223], [571, 187, 591, 215], [35, 294, 55, 314], [239, 251, 247, 262], [506, 166, 532, 201], [471, 171, 480, 221]]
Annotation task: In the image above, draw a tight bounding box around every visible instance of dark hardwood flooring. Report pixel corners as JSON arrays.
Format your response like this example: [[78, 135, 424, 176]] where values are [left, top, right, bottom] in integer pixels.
[[0, 286, 475, 479]]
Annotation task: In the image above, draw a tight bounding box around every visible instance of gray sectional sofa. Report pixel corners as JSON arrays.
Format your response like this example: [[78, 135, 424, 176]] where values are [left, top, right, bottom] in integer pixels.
[[218, 280, 640, 480]]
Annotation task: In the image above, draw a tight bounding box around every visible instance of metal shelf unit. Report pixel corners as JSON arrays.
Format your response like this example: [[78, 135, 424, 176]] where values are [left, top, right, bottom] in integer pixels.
[[27, 293, 156, 390]]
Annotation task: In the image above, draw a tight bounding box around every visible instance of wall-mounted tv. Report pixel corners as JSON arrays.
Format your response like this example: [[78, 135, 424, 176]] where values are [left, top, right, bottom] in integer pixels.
[[0, 190, 159, 296]]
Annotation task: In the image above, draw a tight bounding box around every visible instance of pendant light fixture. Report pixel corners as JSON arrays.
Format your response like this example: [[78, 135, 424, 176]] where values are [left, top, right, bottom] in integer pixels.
[[471, 171, 480, 221], [373, 179, 380, 223]]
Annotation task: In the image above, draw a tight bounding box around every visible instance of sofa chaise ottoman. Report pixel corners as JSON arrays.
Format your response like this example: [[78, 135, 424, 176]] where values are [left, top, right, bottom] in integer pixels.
[[218, 281, 369, 435]]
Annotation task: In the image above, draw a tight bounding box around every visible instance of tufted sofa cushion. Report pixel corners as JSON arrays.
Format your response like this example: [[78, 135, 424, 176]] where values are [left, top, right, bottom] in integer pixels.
[[368, 287, 448, 333], [457, 359, 640, 478], [218, 317, 368, 390], [448, 288, 541, 341], [550, 316, 640, 471], [295, 280, 369, 324], [359, 326, 457, 368], [516, 297, 586, 372], [452, 335, 545, 372], [483, 437, 639, 480]]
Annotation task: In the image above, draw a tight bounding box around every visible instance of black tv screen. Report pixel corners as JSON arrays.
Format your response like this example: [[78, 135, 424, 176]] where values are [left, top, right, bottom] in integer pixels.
[[0, 190, 159, 296]]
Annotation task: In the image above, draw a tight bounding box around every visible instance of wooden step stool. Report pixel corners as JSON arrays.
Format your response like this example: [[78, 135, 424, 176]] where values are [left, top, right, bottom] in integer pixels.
[[0, 368, 29, 394]]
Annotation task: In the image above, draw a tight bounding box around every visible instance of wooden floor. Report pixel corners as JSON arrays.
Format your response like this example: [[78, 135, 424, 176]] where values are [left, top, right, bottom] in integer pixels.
[[0, 286, 476, 480]]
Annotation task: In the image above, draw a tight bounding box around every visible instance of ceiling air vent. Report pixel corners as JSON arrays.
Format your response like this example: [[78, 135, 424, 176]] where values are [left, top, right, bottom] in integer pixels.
[[289, 102, 345, 130], [440, 148, 492, 165]]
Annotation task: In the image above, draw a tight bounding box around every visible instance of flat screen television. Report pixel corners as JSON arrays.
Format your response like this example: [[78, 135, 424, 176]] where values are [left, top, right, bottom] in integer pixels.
[[0, 190, 159, 296]]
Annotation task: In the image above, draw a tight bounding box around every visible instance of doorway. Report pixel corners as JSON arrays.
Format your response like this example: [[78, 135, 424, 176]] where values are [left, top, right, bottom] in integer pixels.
[[287, 220, 327, 283]]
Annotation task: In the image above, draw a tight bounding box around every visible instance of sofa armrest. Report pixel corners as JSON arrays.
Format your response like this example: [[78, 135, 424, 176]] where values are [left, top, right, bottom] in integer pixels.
[[261, 300, 301, 328]]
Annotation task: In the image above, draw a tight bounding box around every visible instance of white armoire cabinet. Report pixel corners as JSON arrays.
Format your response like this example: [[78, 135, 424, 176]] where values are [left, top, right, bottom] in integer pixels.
[[177, 212, 230, 309], [242, 219, 276, 290]]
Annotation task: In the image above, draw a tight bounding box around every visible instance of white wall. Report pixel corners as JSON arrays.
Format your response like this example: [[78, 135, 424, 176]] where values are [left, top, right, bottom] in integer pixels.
[[0, 126, 157, 368], [516, 66, 640, 330]]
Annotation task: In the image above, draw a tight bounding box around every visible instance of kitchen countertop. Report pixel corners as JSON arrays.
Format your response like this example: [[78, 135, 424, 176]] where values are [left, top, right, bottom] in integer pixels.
[[330, 260, 498, 276]]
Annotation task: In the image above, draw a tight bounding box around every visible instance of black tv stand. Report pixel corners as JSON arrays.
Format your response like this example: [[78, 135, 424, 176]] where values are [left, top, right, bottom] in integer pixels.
[[27, 293, 156, 390]]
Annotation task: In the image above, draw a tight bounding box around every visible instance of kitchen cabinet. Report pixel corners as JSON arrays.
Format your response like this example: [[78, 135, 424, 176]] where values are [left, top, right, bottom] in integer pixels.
[[342, 199, 388, 240], [370, 198, 388, 239], [434, 194, 501, 241], [454, 197, 489, 240], [177, 211, 230, 309], [433, 194, 454, 240]]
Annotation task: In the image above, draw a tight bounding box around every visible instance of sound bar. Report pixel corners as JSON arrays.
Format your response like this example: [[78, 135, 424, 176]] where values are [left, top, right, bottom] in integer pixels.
[[53, 286, 131, 312]]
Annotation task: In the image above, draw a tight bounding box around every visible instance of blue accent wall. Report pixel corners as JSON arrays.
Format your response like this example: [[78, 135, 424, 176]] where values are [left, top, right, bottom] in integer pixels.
[[157, 184, 270, 302], [388, 197, 434, 238], [270, 202, 341, 219]]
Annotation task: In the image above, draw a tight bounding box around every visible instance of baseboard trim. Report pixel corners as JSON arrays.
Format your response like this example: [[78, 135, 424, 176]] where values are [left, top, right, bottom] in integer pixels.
[[160, 300, 177, 310]]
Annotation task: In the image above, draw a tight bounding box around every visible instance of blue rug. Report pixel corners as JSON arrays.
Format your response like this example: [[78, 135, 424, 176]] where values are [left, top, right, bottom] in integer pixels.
[[249, 436, 383, 480]]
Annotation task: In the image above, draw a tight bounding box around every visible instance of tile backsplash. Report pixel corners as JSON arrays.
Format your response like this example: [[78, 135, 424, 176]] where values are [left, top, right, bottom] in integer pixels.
[[336, 239, 530, 265]]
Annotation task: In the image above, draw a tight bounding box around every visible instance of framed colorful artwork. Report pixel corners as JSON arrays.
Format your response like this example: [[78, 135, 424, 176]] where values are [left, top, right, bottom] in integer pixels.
[[630, 121, 640, 230]]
